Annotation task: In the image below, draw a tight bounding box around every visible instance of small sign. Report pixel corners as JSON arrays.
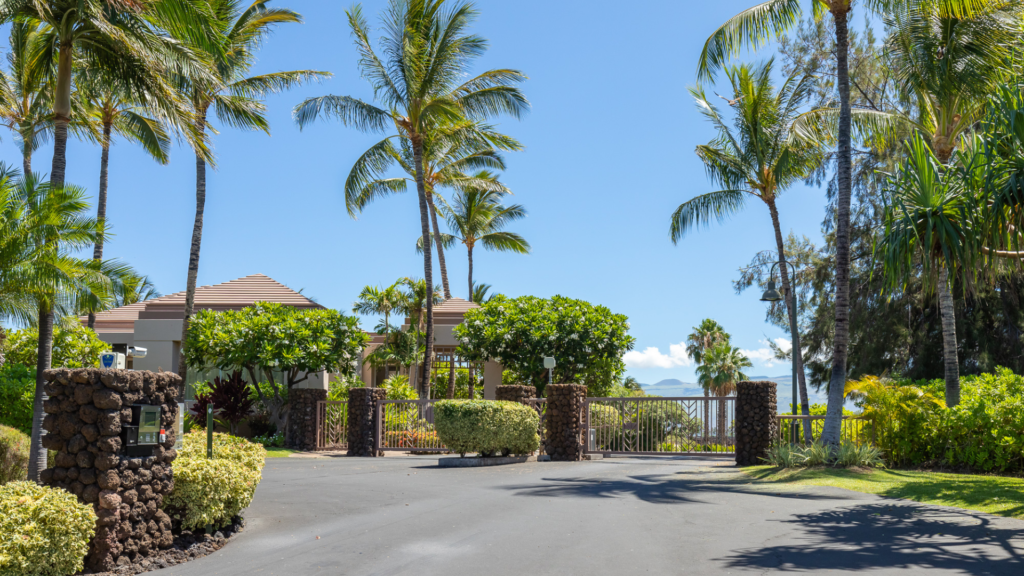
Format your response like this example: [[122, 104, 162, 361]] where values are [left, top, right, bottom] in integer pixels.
[[101, 353, 116, 369]]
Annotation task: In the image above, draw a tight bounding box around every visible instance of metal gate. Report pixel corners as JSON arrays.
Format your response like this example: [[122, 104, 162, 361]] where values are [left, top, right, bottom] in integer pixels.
[[376, 399, 448, 452], [585, 397, 735, 456], [316, 400, 348, 450]]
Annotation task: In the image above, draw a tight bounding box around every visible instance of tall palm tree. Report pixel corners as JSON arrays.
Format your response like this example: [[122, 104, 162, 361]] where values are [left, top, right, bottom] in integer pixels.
[[78, 69, 171, 328], [0, 0, 209, 192], [685, 319, 730, 442], [695, 342, 752, 442], [673, 61, 818, 441], [424, 179, 530, 300], [879, 134, 978, 406], [0, 21, 55, 177], [174, 0, 327, 380], [5, 172, 125, 480], [345, 120, 521, 301], [294, 0, 529, 392], [112, 272, 160, 307], [696, 0, 991, 448]]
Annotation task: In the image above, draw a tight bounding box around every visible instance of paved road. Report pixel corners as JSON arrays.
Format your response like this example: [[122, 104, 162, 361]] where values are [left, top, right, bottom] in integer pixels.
[[163, 455, 1024, 575]]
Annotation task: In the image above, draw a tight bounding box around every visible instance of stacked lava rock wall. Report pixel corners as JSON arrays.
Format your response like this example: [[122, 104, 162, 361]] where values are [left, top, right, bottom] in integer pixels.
[[544, 384, 587, 461], [495, 385, 536, 404], [288, 388, 327, 450], [39, 368, 181, 572], [734, 380, 778, 466], [347, 387, 387, 456]]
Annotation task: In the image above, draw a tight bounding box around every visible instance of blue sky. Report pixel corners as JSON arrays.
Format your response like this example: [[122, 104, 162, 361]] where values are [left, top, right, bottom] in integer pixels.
[[1, 0, 849, 385]]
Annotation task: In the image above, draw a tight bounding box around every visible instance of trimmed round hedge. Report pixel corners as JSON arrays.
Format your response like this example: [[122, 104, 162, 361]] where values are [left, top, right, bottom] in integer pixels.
[[0, 481, 96, 576], [164, 432, 266, 530], [434, 400, 539, 457]]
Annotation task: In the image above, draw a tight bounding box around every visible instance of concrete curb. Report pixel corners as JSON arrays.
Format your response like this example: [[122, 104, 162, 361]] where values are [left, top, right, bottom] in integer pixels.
[[438, 455, 538, 467]]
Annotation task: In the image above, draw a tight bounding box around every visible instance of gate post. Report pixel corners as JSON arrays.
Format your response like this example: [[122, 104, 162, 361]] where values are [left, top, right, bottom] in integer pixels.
[[288, 388, 326, 451], [545, 383, 586, 461], [495, 385, 536, 404], [735, 381, 778, 466], [347, 387, 387, 457]]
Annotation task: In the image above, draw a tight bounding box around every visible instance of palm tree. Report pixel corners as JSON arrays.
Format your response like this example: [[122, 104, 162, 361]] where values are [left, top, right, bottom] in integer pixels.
[[397, 276, 441, 396], [695, 342, 752, 442], [879, 134, 978, 407], [0, 0, 209, 192], [673, 61, 819, 441], [696, 0, 991, 448], [174, 0, 327, 380], [471, 281, 495, 304], [294, 0, 529, 392], [353, 281, 407, 380], [345, 120, 521, 301], [424, 180, 530, 300], [78, 69, 171, 328], [685, 319, 730, 442], [0, 21, 55, 177], [112, 273, 160, 307], [4, 172, 125, 480]]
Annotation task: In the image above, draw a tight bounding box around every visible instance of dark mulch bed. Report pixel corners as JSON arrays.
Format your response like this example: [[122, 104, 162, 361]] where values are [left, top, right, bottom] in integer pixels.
[[84, 517, 245, 575]]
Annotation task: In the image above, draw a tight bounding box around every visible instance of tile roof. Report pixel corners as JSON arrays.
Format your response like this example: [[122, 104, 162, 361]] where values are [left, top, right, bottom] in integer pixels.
[[83, 274, 321, 330]]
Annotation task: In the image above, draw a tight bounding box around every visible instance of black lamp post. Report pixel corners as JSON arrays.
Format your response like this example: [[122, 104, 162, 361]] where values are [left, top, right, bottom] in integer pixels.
[[760, 262, 799, 441]]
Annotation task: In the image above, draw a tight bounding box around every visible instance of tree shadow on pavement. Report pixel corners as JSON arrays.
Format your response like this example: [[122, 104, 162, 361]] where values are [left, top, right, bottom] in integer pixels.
[[499, 472, 843, 505], [721, 502, 1024, 575]]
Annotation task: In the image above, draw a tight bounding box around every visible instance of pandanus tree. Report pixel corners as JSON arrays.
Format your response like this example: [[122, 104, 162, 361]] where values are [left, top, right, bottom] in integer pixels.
[[696, 0, 994, 448], [685, 319, 730, 441], [695, 342, 752, 442], [294, 0, 528, 392], [77, 68, 171, 328], [879, 135, 977, 407], [671, 60, 819, 441], [173, 0, 327, 380]]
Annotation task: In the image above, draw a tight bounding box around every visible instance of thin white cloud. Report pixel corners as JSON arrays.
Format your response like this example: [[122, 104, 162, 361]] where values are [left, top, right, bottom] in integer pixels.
[[741, 338, 792, 369], [623, 342, 692, 369]]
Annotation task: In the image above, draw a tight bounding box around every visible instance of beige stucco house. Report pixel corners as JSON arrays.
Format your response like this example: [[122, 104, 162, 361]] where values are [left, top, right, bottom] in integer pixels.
[[81, 273, 329, 390]]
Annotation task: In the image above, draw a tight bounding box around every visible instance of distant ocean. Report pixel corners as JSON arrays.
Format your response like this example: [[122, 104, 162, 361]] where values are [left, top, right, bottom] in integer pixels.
[[638, 376, 831, 412]]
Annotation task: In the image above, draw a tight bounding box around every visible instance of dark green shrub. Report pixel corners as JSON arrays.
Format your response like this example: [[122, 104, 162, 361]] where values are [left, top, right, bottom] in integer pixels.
[[434, 400, 539, 457], [0, 425, 29, 484], [0, 481, 96, 576], [0, 364, 34, 434]]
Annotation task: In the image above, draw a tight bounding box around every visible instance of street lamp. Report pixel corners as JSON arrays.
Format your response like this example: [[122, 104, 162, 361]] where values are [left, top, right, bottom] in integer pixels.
[[543, 357, 556, 391], [760, 262, 800, 442]]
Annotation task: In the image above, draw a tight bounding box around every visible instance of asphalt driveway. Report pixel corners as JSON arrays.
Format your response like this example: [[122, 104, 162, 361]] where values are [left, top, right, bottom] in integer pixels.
[[162, 455, 1024, 575]]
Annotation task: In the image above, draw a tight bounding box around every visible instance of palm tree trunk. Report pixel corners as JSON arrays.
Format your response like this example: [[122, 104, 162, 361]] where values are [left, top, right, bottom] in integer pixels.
[[413, 138, 434, 398], [427, 195, 452, 300], [937, 266, 960, 407], [716, 392, 727, 445], [467, 244, 474, 304], [468, 364, 476, 399], [21, 145, 31, 178], [28, 305, 53, 481], [49, 44, 73, 189], [179, 109, 208, 389], [822, 6, 853, 449], [446, 353, 456, 399], [88, 121, 113, 330], [767, 199, 812, 443]]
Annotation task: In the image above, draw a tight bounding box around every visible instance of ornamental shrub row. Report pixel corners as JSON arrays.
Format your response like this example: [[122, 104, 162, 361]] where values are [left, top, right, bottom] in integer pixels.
[[164, 432, 266, 530], [434, 400, 539, 457], [0, 481, 96, 576], [851, 367, 1024, 473]]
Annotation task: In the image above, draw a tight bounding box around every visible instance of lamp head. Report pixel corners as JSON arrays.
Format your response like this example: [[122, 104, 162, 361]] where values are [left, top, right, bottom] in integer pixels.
[[760, 280, 783, 302]]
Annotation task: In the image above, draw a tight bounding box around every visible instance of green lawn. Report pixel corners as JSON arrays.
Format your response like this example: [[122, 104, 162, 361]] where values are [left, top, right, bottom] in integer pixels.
[[265, 447, 299, 458], [743, 466, 1024, 519]]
